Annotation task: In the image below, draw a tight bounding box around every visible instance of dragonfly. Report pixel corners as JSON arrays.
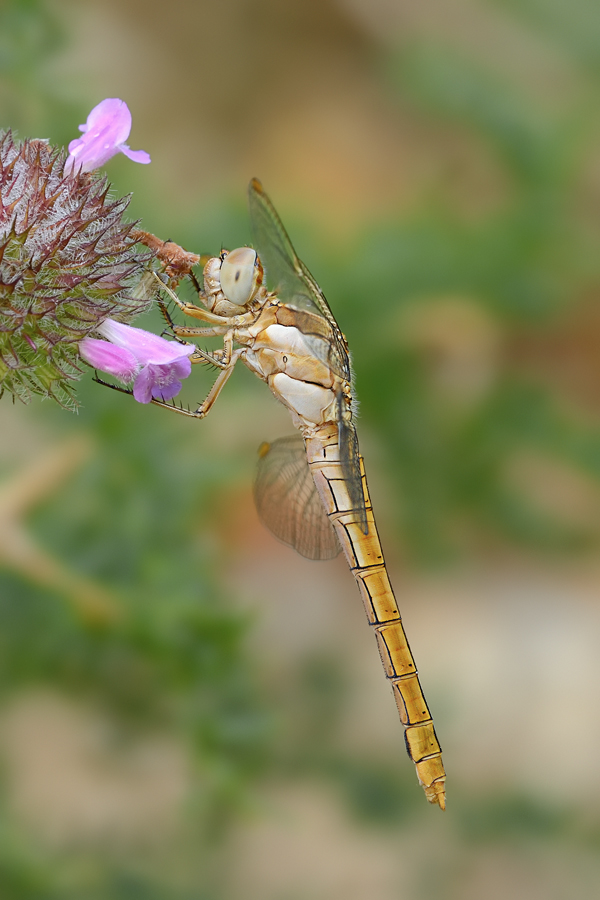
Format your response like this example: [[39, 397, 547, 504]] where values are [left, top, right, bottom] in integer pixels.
[[138, 180, 447, 809]]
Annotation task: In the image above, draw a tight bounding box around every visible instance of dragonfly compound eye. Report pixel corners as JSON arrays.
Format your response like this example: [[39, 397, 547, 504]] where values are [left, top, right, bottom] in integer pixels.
[[220, 247, 258, 305]]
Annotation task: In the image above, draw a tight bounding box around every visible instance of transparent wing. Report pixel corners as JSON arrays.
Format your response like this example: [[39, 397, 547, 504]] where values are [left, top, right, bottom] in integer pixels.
[[248, 178, 350, 381], [249, 180, 366, 533], [254, 434, 341, 561], [337, 393, 368, 534]]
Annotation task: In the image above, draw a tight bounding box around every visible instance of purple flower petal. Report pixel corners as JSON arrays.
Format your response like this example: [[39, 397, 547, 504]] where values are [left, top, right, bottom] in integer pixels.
[[131, 365, 155, 403], [134, 362, 187, 403], [132, 363, 185, 403], [152, 382, 183, 401], [169, 356, 193, 379], [98, 319, 194, 366], [82, 98, 132, 144], [119, 144, 151, 165], [79, 336, 139, 380], [151, 376, 184, 402], [65, 98, 151, 174]]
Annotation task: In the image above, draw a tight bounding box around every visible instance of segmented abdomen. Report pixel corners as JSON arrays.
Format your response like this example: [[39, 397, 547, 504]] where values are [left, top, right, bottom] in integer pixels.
[[304, 425, 447, 809]]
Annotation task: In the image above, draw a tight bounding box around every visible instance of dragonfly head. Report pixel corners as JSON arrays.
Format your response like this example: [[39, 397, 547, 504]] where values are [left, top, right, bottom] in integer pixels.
[[220, 247, 264, 306]]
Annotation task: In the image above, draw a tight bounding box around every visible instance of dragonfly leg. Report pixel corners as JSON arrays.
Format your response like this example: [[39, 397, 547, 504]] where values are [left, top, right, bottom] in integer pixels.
[[155, 275, 224, 325], [156, 274, 258, 328], [92, 347, 243, 419], [150, 347, 244, 418], [93, 374, 136, 398], [172, 324, 229, 338], [158, 295, 228, 340], [190, 332, 234, 370]]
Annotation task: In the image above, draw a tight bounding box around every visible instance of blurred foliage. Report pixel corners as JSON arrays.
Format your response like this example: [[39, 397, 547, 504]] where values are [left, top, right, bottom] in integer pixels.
[[0, 374, 273, 896], [4, 0, 600, 897], [0, 0, 73, 136], [351, 27, 600, 561]]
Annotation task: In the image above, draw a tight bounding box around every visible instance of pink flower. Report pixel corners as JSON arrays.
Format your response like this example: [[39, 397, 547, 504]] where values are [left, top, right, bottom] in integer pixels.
[[80, 319, 194, 403], [65, 98, 151, 175]]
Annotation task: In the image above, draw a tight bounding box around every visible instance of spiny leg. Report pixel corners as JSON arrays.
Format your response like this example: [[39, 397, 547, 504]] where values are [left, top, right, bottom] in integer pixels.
[[166, 330, 234, 370], [190, 348, 226, 367], [155, 274, 257, 328], [157, 293, 228, 341], [93, 375, 137, 399], [172, 323, 229, 339], [157, 284, 233, 370], [151, 347, 244, 418], [189, 332, 234, 370], [157, 289, 235, 371], [187, 268, 203, 294], [93, 346, 244, 420]]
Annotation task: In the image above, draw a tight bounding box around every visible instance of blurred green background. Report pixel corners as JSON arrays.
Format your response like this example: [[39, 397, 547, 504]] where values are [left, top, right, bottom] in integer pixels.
[[3, 0, 600, 896]]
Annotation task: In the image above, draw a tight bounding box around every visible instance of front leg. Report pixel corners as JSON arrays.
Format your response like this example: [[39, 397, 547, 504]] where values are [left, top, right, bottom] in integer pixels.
[[190, 332, 235, 370], [152, 347, 244, 418], [95, 347, 245, 420], [158, 294, 229, 341], [156, 275, 257, 328]]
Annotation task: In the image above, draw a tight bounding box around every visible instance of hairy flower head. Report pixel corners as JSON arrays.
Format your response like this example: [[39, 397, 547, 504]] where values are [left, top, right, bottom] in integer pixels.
[[0, 131, 152, 406]]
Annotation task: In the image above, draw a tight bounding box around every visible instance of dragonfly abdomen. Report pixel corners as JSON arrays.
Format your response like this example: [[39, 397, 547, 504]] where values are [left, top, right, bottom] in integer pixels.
[[304, 426, 447, 809]]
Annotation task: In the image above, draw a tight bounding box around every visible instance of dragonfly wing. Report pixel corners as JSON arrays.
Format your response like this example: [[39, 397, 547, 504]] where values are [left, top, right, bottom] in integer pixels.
[[254, 434, 341, 561], [337, 394, 368, 534], [248, 179, 350, 381], [248, 179, 321, 317]]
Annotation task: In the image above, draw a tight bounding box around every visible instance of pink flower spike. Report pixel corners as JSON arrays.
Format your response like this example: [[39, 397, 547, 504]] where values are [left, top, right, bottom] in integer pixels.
[[65, 98, 151, 175], [79, 319, 195, 404]]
